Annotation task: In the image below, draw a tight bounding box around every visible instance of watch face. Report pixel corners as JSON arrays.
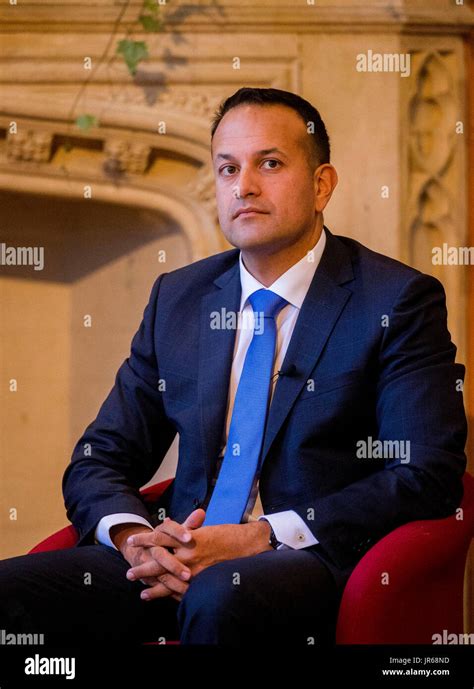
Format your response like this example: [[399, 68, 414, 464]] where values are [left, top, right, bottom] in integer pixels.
[[269, 528, 280, 549]]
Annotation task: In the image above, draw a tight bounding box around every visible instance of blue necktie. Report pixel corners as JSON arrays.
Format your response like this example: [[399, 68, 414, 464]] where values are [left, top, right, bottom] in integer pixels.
[[203, 288, 289, 526]]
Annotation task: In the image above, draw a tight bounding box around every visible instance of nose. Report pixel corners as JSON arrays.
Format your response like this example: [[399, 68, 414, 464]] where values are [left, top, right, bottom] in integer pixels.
[[233, 165, 261, 199]]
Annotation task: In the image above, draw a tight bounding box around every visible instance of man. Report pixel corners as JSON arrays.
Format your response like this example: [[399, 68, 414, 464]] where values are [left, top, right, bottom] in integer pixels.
[[0, 87, 467, 647]]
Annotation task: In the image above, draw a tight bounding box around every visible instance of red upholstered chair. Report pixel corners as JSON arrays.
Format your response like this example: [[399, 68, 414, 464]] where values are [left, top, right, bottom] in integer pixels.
[[28, 473, 474, 644], [336, 471, 474, 644], [28, 479, 174, 555]]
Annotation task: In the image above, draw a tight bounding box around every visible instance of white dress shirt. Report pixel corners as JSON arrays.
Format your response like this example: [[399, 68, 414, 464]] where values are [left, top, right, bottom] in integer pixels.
[[95, 228, 327, 550]]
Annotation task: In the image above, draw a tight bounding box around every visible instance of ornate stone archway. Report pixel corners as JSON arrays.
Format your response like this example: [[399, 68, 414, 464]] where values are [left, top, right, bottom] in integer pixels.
[[1, 0, 473, 633], [0, 103, 227, 260]]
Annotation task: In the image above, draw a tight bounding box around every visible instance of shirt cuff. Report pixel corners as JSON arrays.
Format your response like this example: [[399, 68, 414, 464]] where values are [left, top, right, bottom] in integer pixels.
[[258, 510, 319, 550], [94, 513, 154, 550]]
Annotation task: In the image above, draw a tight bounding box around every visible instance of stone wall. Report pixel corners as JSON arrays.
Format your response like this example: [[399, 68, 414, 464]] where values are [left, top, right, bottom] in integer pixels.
[[0, 0, 472, 631]]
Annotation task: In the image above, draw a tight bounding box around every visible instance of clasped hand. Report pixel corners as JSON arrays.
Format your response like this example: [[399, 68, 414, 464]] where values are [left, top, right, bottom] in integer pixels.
[[123, 509, 268, 603], [124, 508, 205, 602]]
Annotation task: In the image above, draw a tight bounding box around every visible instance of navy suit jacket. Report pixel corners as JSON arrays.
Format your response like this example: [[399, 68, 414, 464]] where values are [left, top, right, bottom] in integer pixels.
[[62, 226, 468, 589]]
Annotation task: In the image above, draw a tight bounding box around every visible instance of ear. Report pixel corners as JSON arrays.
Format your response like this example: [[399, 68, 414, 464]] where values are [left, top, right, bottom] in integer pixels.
[[314, 164, 338, 212]]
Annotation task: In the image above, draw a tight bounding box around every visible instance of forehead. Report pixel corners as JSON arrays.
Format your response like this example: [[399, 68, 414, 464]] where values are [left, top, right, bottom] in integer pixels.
[[211, 104, 308, 155]]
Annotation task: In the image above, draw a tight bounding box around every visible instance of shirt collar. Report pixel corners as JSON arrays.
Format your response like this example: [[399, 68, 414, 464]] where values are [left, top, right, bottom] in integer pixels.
[[239, 227, 327, 311]]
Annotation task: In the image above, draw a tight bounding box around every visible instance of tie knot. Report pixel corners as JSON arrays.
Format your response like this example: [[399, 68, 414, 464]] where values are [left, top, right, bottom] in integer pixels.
[[248, 289, 288, 319]]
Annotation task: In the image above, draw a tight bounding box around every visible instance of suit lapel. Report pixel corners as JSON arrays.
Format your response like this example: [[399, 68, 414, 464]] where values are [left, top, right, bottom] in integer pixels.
[[198, 255, 241, 484], [260, 228, 355, 468], [197, 227, 355, 483]]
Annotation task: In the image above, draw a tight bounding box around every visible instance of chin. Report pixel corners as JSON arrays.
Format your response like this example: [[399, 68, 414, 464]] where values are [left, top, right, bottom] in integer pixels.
[[236, 239, 278, 254], [223, 225, 281, 252]]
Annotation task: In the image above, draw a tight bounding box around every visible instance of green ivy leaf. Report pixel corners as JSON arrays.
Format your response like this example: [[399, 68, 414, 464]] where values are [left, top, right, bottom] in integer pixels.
[[139, 14, 163, 32], [75, 114, 99, 131], [116, 39, 149, 76], [143, 0, 160, 13]]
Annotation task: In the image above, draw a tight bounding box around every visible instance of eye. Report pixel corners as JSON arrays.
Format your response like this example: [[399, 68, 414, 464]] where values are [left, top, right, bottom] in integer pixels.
[[262, 159, 282, 169], [220, 165, 237, 176], [218, 159, 282, 176]]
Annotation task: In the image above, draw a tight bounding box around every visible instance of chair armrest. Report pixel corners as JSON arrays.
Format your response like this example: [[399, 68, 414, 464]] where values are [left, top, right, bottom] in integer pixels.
[[336, 472, 474, 644], [28, 478, 175, 553]]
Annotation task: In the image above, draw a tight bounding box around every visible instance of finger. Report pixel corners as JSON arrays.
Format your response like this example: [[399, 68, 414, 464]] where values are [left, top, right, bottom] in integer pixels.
[[127, 547, 191, 583], [128, 530, 189, 551], [139, 575, 183, 592], [136, 570, 181, 595], [159, 517, 195, 544], [144, 518, 194, 546], [140, 580, 175, 601], [129, 560, 191, 583], [141, 576, 190, 602], [182, 508, 206, 530], [129, 520, 193, 548], [156, 572, 190, 598], [131, 532, 188, 552]]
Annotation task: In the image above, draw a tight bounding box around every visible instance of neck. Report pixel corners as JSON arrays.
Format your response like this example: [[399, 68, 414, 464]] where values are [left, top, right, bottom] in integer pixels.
[[241, 218, 323, 287]]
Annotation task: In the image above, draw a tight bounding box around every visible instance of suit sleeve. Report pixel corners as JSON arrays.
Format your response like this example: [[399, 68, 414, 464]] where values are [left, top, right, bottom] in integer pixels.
[[290, 272, 468, 571], [257, 511, 318, 549], [62, 272, 177, 547], [94, 514, 154, 549]]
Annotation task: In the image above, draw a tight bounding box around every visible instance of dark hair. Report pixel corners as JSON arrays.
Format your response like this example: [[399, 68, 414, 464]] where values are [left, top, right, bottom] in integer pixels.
[[210, 87, 330, 169]]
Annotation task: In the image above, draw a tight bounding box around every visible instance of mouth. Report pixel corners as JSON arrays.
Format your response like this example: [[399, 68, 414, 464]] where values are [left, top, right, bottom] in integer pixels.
[[233, 209, 268, 219]]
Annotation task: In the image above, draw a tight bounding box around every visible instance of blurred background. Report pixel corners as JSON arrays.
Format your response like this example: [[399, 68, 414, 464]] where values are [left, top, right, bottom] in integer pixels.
[[0, 0, 473, 630]]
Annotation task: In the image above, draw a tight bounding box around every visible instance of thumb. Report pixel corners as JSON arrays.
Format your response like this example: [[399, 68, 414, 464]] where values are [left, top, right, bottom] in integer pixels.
[[183, 508, 206, 530]]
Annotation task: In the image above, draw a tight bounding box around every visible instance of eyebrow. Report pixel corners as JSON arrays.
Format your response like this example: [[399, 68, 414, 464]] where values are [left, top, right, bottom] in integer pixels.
[[215, 147, 289, 161]]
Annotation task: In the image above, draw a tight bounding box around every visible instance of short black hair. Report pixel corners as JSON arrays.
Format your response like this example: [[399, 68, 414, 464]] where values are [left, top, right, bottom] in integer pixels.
[[210, 87, 330, 169]]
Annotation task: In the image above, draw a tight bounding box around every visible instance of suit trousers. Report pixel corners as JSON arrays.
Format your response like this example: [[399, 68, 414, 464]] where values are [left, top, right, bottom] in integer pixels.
[[0, 544, 342, 647]]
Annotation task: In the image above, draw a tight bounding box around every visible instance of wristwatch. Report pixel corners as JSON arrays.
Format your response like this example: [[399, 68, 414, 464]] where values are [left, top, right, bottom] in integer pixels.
[[266, 522, 285, 550]]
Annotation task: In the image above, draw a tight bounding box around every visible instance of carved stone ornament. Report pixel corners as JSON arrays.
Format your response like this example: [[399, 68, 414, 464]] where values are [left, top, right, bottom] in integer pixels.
[[6, 128, 53, 163], [103, 138, 152, 175]]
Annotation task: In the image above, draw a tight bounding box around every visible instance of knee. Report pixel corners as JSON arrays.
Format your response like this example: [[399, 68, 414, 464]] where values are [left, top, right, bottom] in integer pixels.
[[0, 555, 27, 596], [179, 562, 241, 618], [177, 562, 244, 643], [0, 556, 34, 628]]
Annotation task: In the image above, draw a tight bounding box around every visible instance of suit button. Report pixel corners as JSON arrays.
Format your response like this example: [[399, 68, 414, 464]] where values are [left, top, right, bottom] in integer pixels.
[[193, 498, 200, 507]]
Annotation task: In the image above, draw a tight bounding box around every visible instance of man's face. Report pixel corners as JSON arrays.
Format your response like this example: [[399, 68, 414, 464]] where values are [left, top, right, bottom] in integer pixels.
[[211, 104, 321, 255]]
